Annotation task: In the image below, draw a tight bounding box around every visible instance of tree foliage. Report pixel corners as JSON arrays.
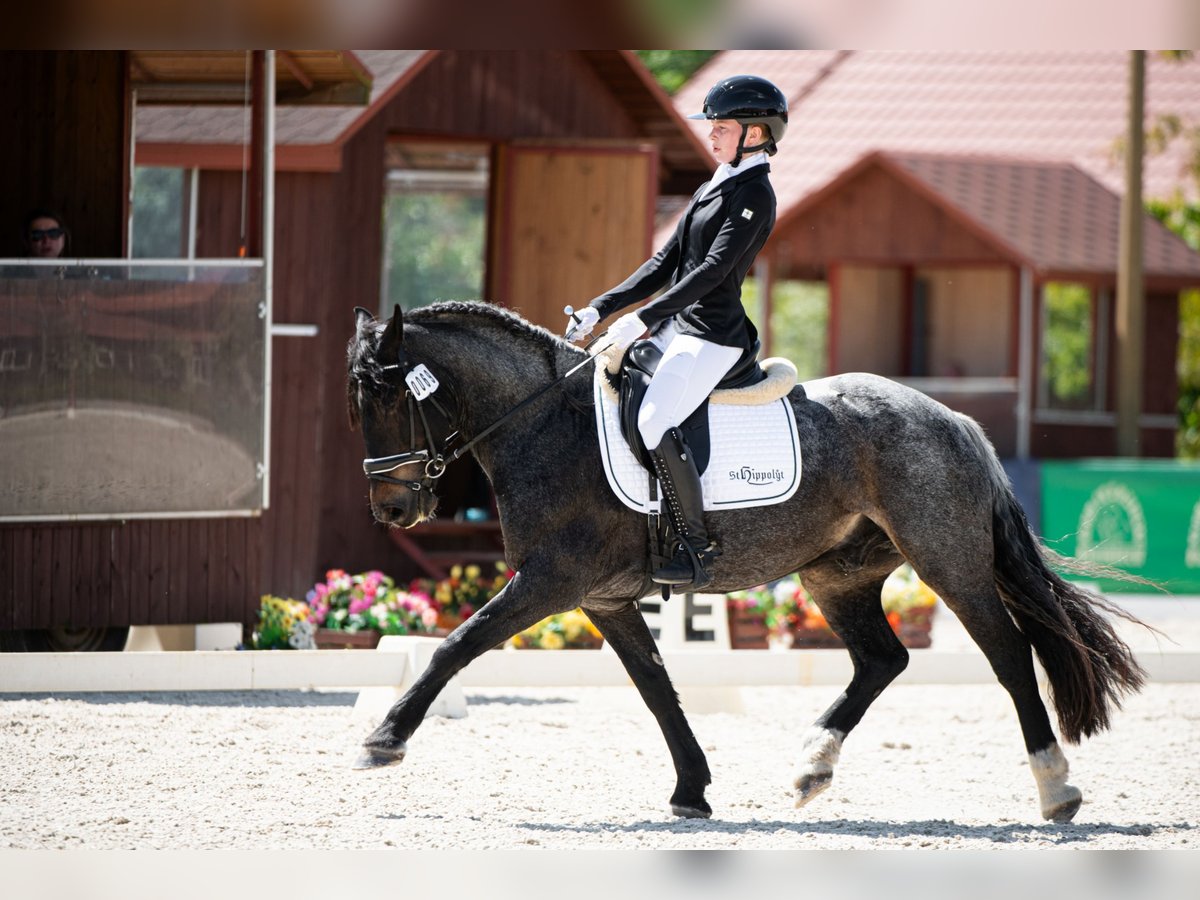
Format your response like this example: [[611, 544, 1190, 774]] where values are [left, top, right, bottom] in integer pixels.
[[131, 167, 184, 258], [1149, 196, 1200, 457], [383, 191, 486, 313], [635, 51, 717, 95]]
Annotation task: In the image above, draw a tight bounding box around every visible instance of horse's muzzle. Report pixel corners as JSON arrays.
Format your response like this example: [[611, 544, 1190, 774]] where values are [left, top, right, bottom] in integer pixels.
[[369, 485, 432, 528]]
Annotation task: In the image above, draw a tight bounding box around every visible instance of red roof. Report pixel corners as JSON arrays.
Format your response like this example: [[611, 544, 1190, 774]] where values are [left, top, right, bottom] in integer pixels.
[[669, 51, 1200, 245], [137, 51, 712, 183], [136, 51, 430, 146]]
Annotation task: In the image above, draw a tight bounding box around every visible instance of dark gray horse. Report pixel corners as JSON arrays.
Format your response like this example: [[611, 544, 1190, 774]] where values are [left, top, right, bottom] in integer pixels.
[[347, 300, 1144, 823]]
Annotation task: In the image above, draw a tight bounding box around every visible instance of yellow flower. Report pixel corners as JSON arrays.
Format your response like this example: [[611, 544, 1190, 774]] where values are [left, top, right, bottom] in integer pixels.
[[540, 631, 565, 650], [465, 564, 481, 580], [450, 565, 463, 579]]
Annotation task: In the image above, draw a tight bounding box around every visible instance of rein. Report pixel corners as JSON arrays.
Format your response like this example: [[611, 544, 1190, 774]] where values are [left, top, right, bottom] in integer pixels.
[[362, 335, 609, 493]]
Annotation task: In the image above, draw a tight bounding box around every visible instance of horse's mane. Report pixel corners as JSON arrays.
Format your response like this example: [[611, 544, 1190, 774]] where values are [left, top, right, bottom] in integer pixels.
[[347, 301, 573, 424], [407, 300, 564, 352]]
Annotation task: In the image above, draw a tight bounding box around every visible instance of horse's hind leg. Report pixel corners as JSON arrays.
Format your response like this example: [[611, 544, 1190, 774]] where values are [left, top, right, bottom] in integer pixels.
[[915, 567, 1082, 823], [793, 563, 909, 809], [584, 602, 712, 818]]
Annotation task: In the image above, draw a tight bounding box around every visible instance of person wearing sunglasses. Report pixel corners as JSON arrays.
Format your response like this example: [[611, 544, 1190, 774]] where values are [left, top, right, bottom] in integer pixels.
[[22, 209, 69, 259]]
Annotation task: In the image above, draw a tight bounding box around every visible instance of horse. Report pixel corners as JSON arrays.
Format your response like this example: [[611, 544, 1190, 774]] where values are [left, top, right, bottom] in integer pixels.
[[345, 300, 1145, 823]]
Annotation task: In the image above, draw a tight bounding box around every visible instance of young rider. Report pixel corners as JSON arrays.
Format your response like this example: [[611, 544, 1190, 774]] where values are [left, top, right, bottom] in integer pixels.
[[568, 74, 787, 590]]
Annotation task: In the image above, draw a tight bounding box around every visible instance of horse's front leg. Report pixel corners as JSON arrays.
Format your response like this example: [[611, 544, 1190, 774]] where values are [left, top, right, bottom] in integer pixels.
[[354, 564, 578, 770], [584, 602, 712, 819]]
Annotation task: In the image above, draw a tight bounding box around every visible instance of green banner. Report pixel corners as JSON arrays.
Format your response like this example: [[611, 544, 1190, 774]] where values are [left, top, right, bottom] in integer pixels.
[[1040, 460, 1200, 593]]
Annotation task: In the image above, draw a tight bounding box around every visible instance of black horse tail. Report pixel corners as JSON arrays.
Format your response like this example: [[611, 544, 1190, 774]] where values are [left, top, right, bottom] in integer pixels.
[[957, 415, 1148, 744]]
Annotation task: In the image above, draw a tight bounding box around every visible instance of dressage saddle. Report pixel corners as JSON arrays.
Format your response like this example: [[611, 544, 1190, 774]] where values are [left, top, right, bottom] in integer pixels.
[[608, 338, 765, 475]]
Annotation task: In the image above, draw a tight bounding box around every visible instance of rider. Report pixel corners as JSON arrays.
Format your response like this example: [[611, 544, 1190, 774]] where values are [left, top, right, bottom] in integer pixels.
[[568, 74, 786, 590]]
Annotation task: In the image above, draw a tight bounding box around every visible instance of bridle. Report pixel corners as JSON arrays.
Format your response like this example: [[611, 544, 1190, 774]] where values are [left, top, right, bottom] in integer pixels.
[[360, 360, 456, 492], [361, 334, 607, 494]]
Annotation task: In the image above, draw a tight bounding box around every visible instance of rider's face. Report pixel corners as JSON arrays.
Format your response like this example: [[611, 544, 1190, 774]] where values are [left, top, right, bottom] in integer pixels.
[[708, 119, 742, 165], [708, 120, 766, 165]]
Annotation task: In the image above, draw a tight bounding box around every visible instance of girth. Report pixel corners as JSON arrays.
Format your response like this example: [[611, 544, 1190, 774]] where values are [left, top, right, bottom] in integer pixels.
[[607, 338, 765, 474]]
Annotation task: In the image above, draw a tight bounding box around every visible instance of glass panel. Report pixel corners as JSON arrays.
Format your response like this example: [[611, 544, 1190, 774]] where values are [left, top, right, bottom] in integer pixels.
[[0, 261, 266, 519], [1040, 282, 1095, 411], [382, 142, 488, 314], [131, 166, 185, 259]]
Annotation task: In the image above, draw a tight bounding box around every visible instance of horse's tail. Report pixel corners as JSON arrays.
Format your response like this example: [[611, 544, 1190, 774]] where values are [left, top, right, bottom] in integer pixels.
[[956, 414, 1147, 744]]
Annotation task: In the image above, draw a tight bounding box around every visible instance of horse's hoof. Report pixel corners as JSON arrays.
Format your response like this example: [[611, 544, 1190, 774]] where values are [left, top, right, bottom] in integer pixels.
[[1042, 789, 1083, 824], [794, 770, 833, 807], [352, 742, 407, 770], [670, 801, 712, 819]]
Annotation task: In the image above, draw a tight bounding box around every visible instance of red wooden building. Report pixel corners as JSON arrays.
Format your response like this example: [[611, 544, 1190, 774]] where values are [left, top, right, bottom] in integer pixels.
[[0, 50, 711, 647]]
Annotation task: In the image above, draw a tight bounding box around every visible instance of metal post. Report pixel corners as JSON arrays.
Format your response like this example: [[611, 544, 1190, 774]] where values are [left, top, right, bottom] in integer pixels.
[[1116, 50, 1145, 457], [1016, 266, 1033, 460], [261, 51, 276, 508]]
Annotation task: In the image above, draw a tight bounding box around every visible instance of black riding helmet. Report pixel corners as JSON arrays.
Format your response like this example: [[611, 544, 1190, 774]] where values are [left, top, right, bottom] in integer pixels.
[[687, 74, 788, 166]]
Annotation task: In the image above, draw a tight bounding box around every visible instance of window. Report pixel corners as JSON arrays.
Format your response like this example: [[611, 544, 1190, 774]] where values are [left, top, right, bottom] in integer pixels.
[[1038, 282, 1108, 411], [131, 166, 194, 259], [381, 142, 489, 314]]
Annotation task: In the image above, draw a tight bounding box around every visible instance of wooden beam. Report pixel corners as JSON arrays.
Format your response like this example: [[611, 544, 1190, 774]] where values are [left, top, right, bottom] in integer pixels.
[[246, 51, 265, 258], [135, 142, 343, 173], [1116, 50, 1146, 457], [278, 51, 313, 90]]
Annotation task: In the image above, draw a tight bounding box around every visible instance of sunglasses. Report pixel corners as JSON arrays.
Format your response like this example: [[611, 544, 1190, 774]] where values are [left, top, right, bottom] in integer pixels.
[[29, 228, 65, 241]]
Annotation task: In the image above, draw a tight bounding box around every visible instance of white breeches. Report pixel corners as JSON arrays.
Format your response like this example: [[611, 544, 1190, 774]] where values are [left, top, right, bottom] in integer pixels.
[[638, 325, 742, 450]]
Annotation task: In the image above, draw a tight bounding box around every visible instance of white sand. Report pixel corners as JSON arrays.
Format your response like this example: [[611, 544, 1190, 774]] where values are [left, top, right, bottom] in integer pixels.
[[1, 679, 1196, 850]]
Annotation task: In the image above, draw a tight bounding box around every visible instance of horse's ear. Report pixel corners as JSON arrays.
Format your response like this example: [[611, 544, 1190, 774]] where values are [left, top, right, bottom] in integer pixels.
[[353, 306, 374, 334], [377, 303, 404, 364]]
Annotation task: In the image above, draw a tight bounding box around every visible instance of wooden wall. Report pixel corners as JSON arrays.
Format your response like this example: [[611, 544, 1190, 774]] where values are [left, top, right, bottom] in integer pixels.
[[0, 51, 127, 258], [495, 145, 654, 326], [774, 165, 1010, 271], [833, 265, 904, 373], [920, 267, 1014, 378]]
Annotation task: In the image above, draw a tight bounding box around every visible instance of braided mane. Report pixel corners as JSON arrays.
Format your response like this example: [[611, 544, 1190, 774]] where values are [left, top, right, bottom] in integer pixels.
[[347, 301, 574, 423], [407, 300, 564, 351]]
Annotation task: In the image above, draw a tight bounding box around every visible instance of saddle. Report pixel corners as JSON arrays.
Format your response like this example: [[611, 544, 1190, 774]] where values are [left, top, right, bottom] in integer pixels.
[[605, 338, 767, 475]]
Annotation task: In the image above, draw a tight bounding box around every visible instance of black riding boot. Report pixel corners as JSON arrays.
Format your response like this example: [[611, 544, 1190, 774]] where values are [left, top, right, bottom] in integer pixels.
[[651, 428, 719, 590]]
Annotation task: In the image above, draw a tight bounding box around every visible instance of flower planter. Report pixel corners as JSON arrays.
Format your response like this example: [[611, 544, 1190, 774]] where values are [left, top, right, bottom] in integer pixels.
[[896, 606, 934, 649], [789, 624, 847, 649], [512, 632, 604, 650], [725, 605, 935, 650], [726, 606, 770, 649], [314, 628, 381, 650]]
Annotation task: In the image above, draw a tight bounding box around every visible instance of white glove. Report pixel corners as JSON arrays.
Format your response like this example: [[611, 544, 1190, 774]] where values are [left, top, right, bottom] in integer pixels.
[[566, 305, 600, 342], [605, 311, 646, 352]]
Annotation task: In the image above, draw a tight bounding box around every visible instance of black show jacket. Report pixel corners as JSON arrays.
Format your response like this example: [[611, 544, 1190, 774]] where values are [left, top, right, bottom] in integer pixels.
[[589, 162, 775, 364]]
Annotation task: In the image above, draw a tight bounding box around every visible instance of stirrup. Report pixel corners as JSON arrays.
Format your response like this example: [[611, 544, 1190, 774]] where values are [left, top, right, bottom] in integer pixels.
[[652, 541, 719, 589]]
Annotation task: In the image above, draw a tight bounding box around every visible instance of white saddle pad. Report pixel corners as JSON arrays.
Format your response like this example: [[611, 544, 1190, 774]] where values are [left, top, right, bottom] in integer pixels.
[[594, 372, 801, 515]]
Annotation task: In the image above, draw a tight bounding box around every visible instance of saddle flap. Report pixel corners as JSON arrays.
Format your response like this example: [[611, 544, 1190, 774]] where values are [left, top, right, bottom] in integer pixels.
[[615, 340, 712, 475], [594, 371, 802, 515]]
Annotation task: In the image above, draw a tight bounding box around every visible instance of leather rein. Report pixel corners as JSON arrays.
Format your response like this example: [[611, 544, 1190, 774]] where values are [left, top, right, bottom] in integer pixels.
[[362, 336, 607, 493]]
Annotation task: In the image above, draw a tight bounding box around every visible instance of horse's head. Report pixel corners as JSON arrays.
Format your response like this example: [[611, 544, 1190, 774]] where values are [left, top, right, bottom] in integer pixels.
[[347, 305, 450, 528]]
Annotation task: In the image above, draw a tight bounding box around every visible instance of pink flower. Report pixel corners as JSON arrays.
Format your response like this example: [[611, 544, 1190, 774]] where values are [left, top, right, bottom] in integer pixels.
[[349, 598, 371, 615], [422, 608, 439, 628], [459, 603, 474, 619]]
